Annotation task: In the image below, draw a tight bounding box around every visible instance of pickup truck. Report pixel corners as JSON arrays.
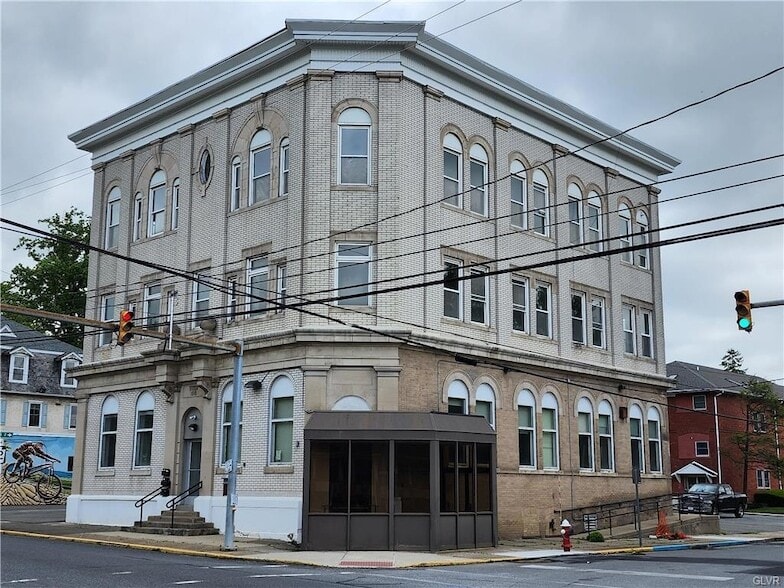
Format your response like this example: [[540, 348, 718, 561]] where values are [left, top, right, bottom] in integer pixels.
[[678, 483, 747, 517]]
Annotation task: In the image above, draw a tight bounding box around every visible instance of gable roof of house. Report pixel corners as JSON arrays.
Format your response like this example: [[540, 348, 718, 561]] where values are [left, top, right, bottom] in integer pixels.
[[666, 360, 784, 400], [0, 315, 82, 356]]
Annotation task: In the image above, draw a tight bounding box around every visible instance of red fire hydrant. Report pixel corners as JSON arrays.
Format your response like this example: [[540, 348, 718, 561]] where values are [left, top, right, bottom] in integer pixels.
[[560, 518, 572, 552]]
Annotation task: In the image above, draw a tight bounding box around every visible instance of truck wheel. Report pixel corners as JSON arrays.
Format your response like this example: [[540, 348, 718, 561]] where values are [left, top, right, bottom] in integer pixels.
[[734, 504, 745, 518]]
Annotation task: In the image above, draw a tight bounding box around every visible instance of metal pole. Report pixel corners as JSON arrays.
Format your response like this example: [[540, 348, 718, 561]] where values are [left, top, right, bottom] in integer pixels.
[[222, 341, 243, 551], [635, 481, 642, 547], [751, 299, 784, 309], [167, 291, 177, 351]]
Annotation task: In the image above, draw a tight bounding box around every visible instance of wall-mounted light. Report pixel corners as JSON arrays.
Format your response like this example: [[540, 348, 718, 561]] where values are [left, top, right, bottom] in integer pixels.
[[245, 380, 263, 393]]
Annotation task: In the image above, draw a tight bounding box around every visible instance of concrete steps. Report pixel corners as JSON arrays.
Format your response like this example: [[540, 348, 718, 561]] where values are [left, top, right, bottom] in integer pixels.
[[122, 507, 219, 536]]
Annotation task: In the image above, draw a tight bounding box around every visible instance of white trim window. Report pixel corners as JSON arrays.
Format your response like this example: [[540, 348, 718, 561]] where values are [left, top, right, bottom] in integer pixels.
[[105, 186, 121, 249], [60, 357, 79, 388], [335, 243, 372, 306], [647, 406, 662, 473], [578, 397, 595, 471], [133, 392, 155, 468], [622, 304, 636, 354], [636, 210, 649, 268], [279, 138, 290, 196], [469, 144, 488, 216], [512, 277, 528, 333], [443, 133, 462, 207], [338, 107, 371, 185], [695, 440, 709, 457], [23, 400, 46, 428], [148, 169, 167, 237], [270, 376, 294, 464], [276, 264, 287, 312], [447, 380, 468, 415], [226, 277, 238, 323], [470, 267, 489, 325], [618, 204, 633, 263], [517, 389, 536, 468], [99, 396, 118, 469], [535, 281, 552, 338], [247, 257, 269, 315], [531, 170, 549, 236], [143, 283, 162, 328], [640, 310, 654, 358], [99, 294, 115, 347], [630, 404, 645, 473], [756, 470, 771, 489], [191, 279, 211, 325], [9, 352, 30, 383], [590, 296, 605, 348], [443, 259, 462, 320], [230, 157, 242, 211], [568, 183, 583, 245], [510, 161, 526, 229], [542, 392, 559, 470], [571, 291, 586, 344], [586, 191, 603, 251], [693, 395, 707, 410], [250, 129, 272, 204], [64, 403, 77, 430], [221, 385, 243, 464], [171, 178, 180, 230], [133, 193, 143, 241], [598, 400, 614, 471], [475, 383, 496, 428]]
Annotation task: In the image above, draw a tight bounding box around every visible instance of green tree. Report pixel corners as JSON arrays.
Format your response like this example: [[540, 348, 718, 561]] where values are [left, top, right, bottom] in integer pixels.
[[1, 208, 90, 347], [720, 349, 746, 374]]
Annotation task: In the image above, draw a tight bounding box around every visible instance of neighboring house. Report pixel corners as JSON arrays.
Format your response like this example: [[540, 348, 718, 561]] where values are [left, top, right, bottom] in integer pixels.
[[0, 315, 82, 481], [667, 361, 784, 497], [67, 20, 679, 549]]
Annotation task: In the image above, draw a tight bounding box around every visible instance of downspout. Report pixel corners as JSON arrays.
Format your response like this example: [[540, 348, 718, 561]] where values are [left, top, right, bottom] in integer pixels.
[[714, 392, 723, 483]]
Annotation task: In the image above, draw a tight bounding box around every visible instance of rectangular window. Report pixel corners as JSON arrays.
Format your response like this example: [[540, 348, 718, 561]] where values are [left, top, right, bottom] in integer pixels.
[[571, 292, 586, 344], [586, 201, 602, 251], [470, 268, 488, 325], [279, 141, 290, 196], [518, 405, 535, 467], [99, 294, 115, 347], [335, 243, 371, 306], [443, 260, 462, 319], [695, 441, 709, 457], [648, 419, 662, 473], [630, 417, 644, 473], [535, 282, 551, 337], [598, 413, 613, 470], [247, 257, 269, 315], [578, 411, 593, 470], [622, 304, 636, 354], [60, 358, 78, 388], [309, 441, 348, 513], [26, 402, 43, 427], [532, 183, 548, 236], [512, 278, 528, 332], [171, 181, 179, 230], [542, 407, 558, 469], [134, 409, 153, 467], [148, 183, 166, 236], [221, 400, 243, 464], [469, 159, 487, 216], [693, 394, 707, 410], [100, 412, 117, 468], [276, 265, 287, 312], [67, 456, 74, 472], [230, 159, 242, 211], [66, 404, 77, 429], [569, 196, 582, 244], [394, 442, 430, 513], [619, 213, 633, 263], [143, 284, 162, 328], [351, 442, 389, 513], [339, 126, 370, 185], [226, 278, 238, 323], [251, 145, 271, 203], [0, 398, 6, 425], [191, 279, 210, 326], [641, 310, 653, 358], [475, 400, 494, 428], [511, 174, 526, 228], [271, 396, 293, 463], [106, 197, 120, 249], [10, 354, 29, 383], [591, 297, 605, 348], [448, 397, 466, 415], [443, 149, 461, 207], [133, 195, 143, 241], [756, 470, 771, 489], [752, 412, 768, 433]]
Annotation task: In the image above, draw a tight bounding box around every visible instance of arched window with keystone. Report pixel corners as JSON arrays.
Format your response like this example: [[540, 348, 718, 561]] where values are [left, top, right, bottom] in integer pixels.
[[338, 108, 371, 185]]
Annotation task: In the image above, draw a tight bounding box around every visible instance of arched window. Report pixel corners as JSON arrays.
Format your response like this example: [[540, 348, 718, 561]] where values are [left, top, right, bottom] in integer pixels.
[[618, 204, 633, 263], [469, 144, 488, 216], [338, 108, 371, 185], [270, 376, 294, 464], [577, 397, 594, 471], [636, 210, 649, 269], [279, 137, 290, 196], [133, 392, 154, 467], [221, 383, 243, 464], [510, 160, 527, 229], [447, 379, 469, 414], [230, 156, 242, 211], [586, 191, 603, 251], [598, 400, 614, 471], [475, 383, 495, 428], [99, 396, 119, 468], [542, 392, 559, 469], [517, 389, 536, 468], [443, 133, 462, 207], [148, 169, 167, 237], [647, 406, 662, 473], [250, 129, 272, 204], [531, 169, 549, 236], [629, 404, 645, 473], [171, 178, 180, 230], [332, 395, 371, 411], [105, 187, 121, 249], [568, 183, 583, 245]]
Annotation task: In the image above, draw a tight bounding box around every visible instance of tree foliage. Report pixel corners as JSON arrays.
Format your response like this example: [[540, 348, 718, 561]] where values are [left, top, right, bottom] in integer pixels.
[[720, 349, 746, 374], [1, 208, 90, 347]]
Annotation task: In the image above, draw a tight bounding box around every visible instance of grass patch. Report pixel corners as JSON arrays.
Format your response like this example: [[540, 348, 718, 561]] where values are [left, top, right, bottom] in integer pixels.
[[748, 505, 784, 514]]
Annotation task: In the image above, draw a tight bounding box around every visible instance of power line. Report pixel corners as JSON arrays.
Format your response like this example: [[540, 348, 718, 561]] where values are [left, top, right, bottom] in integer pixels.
[[0, 154, 90, 192]]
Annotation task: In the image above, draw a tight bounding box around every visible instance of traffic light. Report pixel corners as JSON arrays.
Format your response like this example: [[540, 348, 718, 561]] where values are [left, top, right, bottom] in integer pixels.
[[734, 290, 752, 332], [117, 309, 135, 345]]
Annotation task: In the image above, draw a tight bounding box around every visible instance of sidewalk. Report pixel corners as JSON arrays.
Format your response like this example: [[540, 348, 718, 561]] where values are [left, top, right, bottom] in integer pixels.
[[2, 519, 782, 569]]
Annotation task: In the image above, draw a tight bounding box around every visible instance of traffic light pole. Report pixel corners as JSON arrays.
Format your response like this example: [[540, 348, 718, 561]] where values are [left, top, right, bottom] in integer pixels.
[[751, 299, 784, 309], [222, 341, 244, 551]]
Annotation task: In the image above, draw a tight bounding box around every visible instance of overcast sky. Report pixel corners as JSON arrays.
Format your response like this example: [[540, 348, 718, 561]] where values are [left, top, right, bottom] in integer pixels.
[[1, 1, 782, 380]]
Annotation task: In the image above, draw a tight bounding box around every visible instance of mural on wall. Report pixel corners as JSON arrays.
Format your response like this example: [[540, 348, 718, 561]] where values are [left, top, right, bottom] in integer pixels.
[[1, 434, 73, 506]]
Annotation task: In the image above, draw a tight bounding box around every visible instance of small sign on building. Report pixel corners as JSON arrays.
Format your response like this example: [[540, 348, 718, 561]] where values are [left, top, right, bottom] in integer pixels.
[[583, 513, 598, 532]]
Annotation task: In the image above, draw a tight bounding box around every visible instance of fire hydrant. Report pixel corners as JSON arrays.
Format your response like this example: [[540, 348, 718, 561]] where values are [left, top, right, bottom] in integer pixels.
[[560, 518, 572, 552]]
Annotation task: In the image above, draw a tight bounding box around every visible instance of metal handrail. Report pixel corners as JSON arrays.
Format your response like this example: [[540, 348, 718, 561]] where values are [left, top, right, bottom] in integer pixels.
[[134, 485, 166, 524], [165, 480, 202, 527]]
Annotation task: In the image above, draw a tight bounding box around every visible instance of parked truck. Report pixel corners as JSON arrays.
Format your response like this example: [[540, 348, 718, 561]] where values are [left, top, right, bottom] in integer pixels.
[[678, 483, 747, 517]]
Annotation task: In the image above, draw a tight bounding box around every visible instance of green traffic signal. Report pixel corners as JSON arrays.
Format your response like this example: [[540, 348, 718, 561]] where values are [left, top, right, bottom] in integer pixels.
[[734, 290, 752, 333], [738, 316, 751, 330]]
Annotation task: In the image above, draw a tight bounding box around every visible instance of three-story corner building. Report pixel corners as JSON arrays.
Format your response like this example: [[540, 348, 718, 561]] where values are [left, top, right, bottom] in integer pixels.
[[67, 20, 679, 550]]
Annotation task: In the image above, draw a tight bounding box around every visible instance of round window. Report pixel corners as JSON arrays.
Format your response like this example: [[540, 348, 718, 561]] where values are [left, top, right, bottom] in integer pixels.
[[199, 149, 212, 185]]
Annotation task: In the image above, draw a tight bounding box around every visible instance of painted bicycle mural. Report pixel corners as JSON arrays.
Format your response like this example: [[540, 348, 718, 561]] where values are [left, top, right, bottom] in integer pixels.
[[1, 435, 72, 506]]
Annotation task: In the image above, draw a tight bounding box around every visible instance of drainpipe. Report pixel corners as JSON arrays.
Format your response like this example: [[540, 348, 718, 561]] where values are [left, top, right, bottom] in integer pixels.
[[713, 392, 723, 483]]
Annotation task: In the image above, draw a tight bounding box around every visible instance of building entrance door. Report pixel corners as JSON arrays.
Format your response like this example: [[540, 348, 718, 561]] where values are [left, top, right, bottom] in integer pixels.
[[182, 408, 202, 503]]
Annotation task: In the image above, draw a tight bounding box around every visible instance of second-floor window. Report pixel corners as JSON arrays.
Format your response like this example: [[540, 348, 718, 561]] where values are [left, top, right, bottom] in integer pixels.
[[338, 108, 371, 185], [443, 259, 462, 320], [23, 400, 46, 428], [99, 294, 115, 347], [148, 170, 167, 237], [9, 353, 29, 383], [470, 268, 488, 325], [65, 404, 77, 430], [591, 296, 605, 348], [512, 278, 528, 332], [247, 257, 269, 315], [571, 291, 586, 344], [60, 357, 79, 388], [192, 279, 211, 325], [105, 187, 121, 249], [335, 243, 371, 306], [143, 284, 162, 328], [622, 304, 636, 354], [535, 282, 552, 337], [640, 310, 654, 358]]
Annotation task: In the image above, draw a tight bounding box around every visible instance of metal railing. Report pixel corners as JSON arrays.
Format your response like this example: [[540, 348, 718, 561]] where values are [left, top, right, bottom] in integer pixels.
[[134, 485, 167, 524], [165, 480, 203, 527], [557, 493, 679, 535]]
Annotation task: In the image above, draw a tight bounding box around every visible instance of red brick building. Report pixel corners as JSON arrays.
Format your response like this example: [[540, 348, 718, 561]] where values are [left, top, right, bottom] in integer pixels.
[[666, 361, 783, 499]]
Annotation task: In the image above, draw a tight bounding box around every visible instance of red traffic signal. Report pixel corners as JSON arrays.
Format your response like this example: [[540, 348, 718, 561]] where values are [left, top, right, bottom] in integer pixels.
[[734, 290, 752, 332], [117, 309, 135, 345]]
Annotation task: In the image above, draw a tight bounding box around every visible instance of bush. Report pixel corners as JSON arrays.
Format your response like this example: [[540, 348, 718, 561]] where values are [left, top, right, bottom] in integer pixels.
[[753, 490, 784, 507], [586, 531, 605, 542]]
